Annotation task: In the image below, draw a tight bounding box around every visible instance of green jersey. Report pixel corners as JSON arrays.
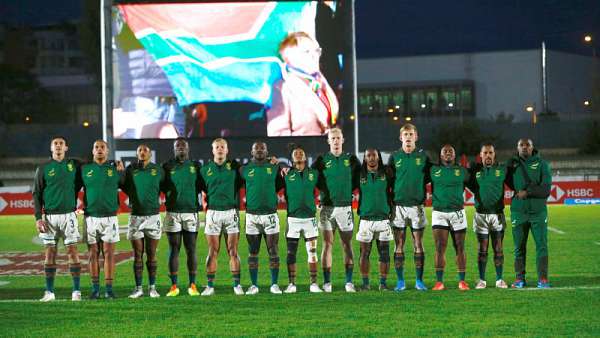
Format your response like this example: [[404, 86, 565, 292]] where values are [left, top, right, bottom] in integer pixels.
[[123, 162, 164, 216], [388, 149, 431, 206], [33, 158, 81, 220], [162, 159, 203, 213], [284, 167, 319, 218], [358, 168, 393, 221], [199, 160, 241, 211], [506, 150, 552, 221], [241, 161, 283, 215], [81, 161, 123, 217], [430, 164, 469, 212], [467, 162, 507, 214], [312, 152, 360, 207]]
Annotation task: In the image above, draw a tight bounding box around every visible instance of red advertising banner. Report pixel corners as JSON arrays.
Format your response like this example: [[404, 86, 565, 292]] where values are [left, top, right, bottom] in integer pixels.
[[1, 181, 599, 216]]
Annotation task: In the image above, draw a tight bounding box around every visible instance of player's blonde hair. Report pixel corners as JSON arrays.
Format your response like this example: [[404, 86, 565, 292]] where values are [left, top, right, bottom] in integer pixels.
[[400, 123, 417, 134], [328, 127, 343, 136], [279, 31, 315, 53], [212, 138, 228, 146]]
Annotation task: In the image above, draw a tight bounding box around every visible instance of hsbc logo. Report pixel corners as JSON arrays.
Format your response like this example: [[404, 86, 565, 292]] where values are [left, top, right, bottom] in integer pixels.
[[464, 188, 474, 204], [547, 185, 564, 202], [0, 197, 7, 212], [9, 199, 34, 209]]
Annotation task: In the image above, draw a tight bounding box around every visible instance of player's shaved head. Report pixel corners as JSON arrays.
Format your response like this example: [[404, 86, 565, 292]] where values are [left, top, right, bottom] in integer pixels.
[[174, 137, 189, 161], [440, 144, 456, 165], [93, 140, 108, 163], [517, 138, 534, 159], [251, 141, 268, 162]]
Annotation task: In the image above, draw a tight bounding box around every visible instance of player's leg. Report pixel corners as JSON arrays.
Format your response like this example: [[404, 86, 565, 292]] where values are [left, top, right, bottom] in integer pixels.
[[475, 232, 489, 288], [204, 234, 220, 295], [392, 227, 407, 291], [338, 207, 355, 291], [182, 230, 199, 295], [411, 229, 426, 290], [490, 230, 506, 288], [319, 206, 334, 289], [88, 243, 101, 298], [64, 213, 82, 300], [145, 237, 160, 297], [246, 233, 262, 292], [530, 215, 550, 288], [451, 229, 469, 290], [266, 233, 281, 293], [306, 237, 321, 292], [359, 240, 373, 290], [41, 244, 58, 301], [376, 239, 390, 291], [225, 232, 242, 294], [432, 228, 449, 290], [129, 238, 145, 298], [511, 221, 530, 287], [166, 231, 183, 295], [285, 237, 299, 292], [103, 241, 116, 298]]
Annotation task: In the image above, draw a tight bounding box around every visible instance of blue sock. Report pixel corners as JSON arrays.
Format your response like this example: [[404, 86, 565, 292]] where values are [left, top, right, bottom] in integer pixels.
[[394, 253, 405, 281], [44, 265, 56, 292], [269, 257, 280, 285], [458, 271, 466, 281], [189, 273, 196, 285], [248, 256, 259, 285], [70, 263, 81, 291], [415, 254, 425, 281], [380, 277, 387, 286], [345, 265, 353, 283], [362, 277, 369, 286], [207, 274, 215, 287], [105, 283, 113, 293], [170, 274, 178, 286], [92, 281, 100, 293], [323, 269, 331, 284], [436, 270, 444, 282]]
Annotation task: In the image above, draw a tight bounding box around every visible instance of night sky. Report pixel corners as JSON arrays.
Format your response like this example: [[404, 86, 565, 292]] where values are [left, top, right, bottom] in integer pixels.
[[1, 0, 599, 58]]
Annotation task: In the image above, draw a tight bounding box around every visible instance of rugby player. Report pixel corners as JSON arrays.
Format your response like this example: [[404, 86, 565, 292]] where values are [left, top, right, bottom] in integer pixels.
[[283, 145, 322, 293], [162, 138, 203, 297], [387, 123, 431, 291], [467, 143, 508, 289], [199, 138, 243, 296], [356, 149, 393, 291], [33, 136, 82, 301], [81, 140, 125, 299], [430, 145, 470, 291], [312, 127, 360, 292], [506, 139, 552, 289], [241, 141, 285, 295], [123, 144, 164, 298]]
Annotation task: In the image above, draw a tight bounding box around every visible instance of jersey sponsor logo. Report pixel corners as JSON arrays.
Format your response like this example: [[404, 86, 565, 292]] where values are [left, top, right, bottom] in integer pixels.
[[325, 160, 332, 168], [86, 169, 94, 177], [433, 169, 441, 177], [395, 159, 402, 167], [190, 166, 196, 174], [67, 163, 74, 172], [151, 168, 157, 176], [226, 162, 231, 170], [207, 168, 213, 176], [308, 173, 314, 181], [344, 159, 350, 167], [360, 177, 367, 185], [495, 169, 501, 177], [288, 173, 296, 181], [454, 169, 460, 176], [48, 169, 55, 177], [266, 167, 272, 175], [530, 162, 539, 170], [476, 171, 482, 178], [248, 168, 255, 177], [415, 158, 422, 166], [107, 168, 114, 177]]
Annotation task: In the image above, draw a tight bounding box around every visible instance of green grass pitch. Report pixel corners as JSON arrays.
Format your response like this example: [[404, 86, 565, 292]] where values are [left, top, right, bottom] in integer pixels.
[[0, 205, 599, 336]]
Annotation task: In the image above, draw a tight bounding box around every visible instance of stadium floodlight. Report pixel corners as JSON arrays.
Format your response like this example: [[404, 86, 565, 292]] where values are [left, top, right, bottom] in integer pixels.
[[393, 116, 399, 121], [349, 114, 355, 120], [83, 121, 90, 127], [448, 102, 454, 108], [405, 116, 412, 121], [25, 116, 31, 122], [388, 108, 394, 113], [420, 103, 426, 109], [584, 35, 592, 43], [584, 100, 590, 106], [525, 105, 534, 112]]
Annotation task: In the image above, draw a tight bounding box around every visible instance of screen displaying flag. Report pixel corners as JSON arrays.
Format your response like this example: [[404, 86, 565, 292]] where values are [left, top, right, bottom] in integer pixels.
[[111, 1, 353, 139]]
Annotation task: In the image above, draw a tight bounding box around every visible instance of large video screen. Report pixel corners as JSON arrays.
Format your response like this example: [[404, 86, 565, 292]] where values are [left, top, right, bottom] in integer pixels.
[[111, 1, 354, 139]]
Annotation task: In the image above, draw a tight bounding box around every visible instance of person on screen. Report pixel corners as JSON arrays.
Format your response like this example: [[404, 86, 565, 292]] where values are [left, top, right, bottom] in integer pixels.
[[266, 32, 339, 137]]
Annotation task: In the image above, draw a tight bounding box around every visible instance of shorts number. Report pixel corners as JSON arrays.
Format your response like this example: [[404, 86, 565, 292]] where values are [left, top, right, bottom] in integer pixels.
[[268, 215, 277, 226]]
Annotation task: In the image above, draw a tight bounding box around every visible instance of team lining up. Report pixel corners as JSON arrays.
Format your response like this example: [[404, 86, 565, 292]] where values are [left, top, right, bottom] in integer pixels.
[[31, 125, 552, 301]]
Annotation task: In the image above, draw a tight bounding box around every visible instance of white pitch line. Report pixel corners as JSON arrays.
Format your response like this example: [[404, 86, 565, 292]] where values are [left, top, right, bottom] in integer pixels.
[[547, 227, 565, 234], [594, 242, 600, 246]]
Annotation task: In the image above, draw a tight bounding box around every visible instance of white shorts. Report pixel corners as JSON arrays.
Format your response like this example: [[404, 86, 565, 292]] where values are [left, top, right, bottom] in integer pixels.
[[85, 216, 120, 244], [287, 217, 318, 239], [392, 205, 427, 230], [164, 212, 200, 233], [356, 219, 393, 243], [431, 210, 468, 232], [473, 212, 506, 235], [127, 214, 162, 240], [245, 213, 280, 235], [319, 206, 354, 232], [39, 212, 81, 246], [204, 209, 240, 236]]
